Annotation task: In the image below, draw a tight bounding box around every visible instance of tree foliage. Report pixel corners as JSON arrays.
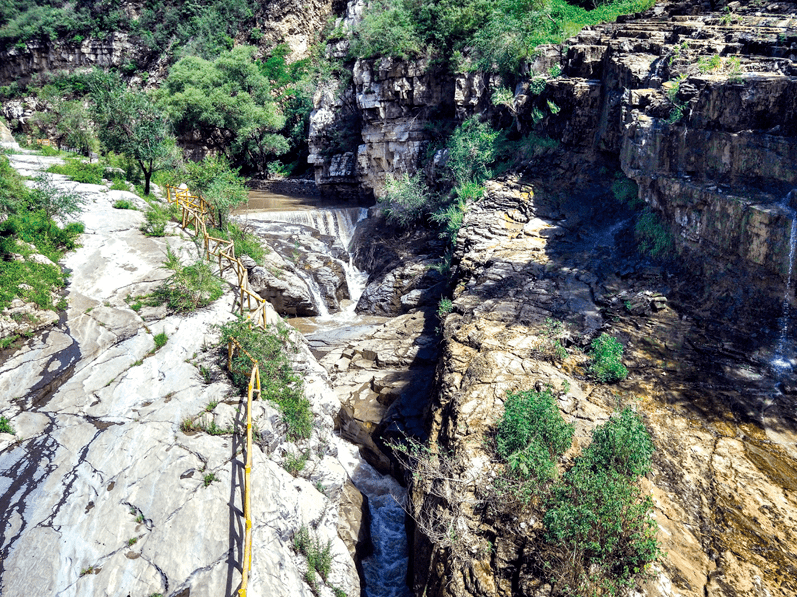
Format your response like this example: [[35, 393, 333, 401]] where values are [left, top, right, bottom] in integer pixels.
[[350, 0, 655, 77], [184, 155, 248, 229], [89, 72, 177, 196], [157, 46, 288, 173]]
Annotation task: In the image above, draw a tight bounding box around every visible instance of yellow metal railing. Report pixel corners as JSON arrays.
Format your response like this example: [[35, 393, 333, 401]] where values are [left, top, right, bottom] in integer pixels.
[[166, 183, 278, 596]]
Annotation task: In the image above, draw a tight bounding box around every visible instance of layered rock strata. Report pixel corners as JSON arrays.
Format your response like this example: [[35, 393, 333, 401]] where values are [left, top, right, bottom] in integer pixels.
[[409, 178, 797, 597], [311, 0, 797, 290]]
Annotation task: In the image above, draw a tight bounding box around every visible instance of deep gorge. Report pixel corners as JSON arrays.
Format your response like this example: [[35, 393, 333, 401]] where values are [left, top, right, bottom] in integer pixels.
[[2, 1, 797, 596]]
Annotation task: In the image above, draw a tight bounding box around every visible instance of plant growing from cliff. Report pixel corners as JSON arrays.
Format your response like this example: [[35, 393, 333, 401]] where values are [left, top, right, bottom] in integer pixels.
[[698, 53, 722, 73], [379, 172, 434, 228], [588, 333, 628, 383], [283, 450, 310, 477], [635, 209, 674, 258], [218, 317, 312, 440], [542, 408, 659, 596], [153, 332, 168, 350], [203, 472, 218, 487], [293, 525, 334, 587], [611, 173, 641, 207], [0, 416, 14, 435], [437, 298, 454, 319], [150, 248, 224, 313], [494, 387, 574, 502]]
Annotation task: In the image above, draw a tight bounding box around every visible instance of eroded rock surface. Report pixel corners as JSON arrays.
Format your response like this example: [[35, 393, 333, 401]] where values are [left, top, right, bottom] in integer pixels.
[[0, 155, 362, 597], [409, 179, 797, 597]]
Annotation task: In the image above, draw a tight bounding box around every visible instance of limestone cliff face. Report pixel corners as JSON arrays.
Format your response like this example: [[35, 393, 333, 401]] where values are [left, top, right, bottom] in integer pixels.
[[410, 176, 797, 597], [0, 34, 136, 87], [312, 0, 797, 288]]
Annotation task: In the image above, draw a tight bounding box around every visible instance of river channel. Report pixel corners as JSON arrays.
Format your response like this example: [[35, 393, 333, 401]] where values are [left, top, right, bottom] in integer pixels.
[[237, 187, 413, 597]]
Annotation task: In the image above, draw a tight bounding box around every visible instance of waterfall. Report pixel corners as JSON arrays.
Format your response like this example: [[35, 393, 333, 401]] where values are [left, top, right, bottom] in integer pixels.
[[250, 207, 369, 318], [258, 207, 368, 250], [772, 195, 797, 373]]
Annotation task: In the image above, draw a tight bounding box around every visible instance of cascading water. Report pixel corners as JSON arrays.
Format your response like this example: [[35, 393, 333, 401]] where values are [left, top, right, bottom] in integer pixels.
[[772, 196, 797, 374], [245, 199, 412, 597], [258, 207, 368, 249]]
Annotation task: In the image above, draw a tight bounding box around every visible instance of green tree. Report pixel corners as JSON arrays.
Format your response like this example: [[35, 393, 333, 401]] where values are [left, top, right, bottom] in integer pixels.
[[185, 155, 248, 229], [157, 46, 288, 174], [90, 73, 177, 196]]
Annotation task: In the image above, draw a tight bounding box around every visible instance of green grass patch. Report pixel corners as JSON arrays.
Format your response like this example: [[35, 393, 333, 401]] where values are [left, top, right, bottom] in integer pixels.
[[0, 214, 84, 311], [153, 332, 168, 350], [113, 199, 135, 210], [218, 317, 312, 440], [148, 248, 223, 312], [46, 161, 104, 185], [0, 416, 14, 434], [588, 333, 628, 383]]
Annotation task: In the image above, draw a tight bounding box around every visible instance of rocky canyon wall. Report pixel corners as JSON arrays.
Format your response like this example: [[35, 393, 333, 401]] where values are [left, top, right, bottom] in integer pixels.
[[311, 0, 797, 287]]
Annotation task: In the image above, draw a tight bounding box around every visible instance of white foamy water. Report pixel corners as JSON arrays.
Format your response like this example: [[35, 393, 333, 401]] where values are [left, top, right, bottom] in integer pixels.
[[337, 441, 412, 597], [256, 207, 368, 249], [772, 196, 797, 374]]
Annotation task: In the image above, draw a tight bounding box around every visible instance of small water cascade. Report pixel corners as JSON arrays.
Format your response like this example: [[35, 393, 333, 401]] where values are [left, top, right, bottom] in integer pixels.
[[772, 197, 797, 374], [244, 198, 412, 597], [256, 207, 368, 249]]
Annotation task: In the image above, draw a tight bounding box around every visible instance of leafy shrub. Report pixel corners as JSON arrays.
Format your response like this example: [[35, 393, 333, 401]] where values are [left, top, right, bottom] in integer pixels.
[[293, 525, 333, 582], [207, 223, 266, 265], [0, 416, 14, 434], [46, 161, 103, 185], [636, 209, 674, 258], [218, 317, 312, 440], [379, 172, 433, 228], [543, 409, 659, 595], [184, 155, 249, 228], [140, 204, 173, 237], [283, 450, 309, 476], [113, 199, 134, 210], [611, 173, 640, 207], [445, 116, 499, 187], [588, 333, 628, 383], [0, 155, 31, 213], [583, 408, 655, 478], [27, 174, 85, 220], [430, 198, 466, 244], [495, 387, 574, 488], [150, 248, 223, 312]]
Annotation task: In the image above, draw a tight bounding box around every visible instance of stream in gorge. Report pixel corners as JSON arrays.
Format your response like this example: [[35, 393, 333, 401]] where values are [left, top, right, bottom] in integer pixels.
[[238, 188, 414, 597]]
